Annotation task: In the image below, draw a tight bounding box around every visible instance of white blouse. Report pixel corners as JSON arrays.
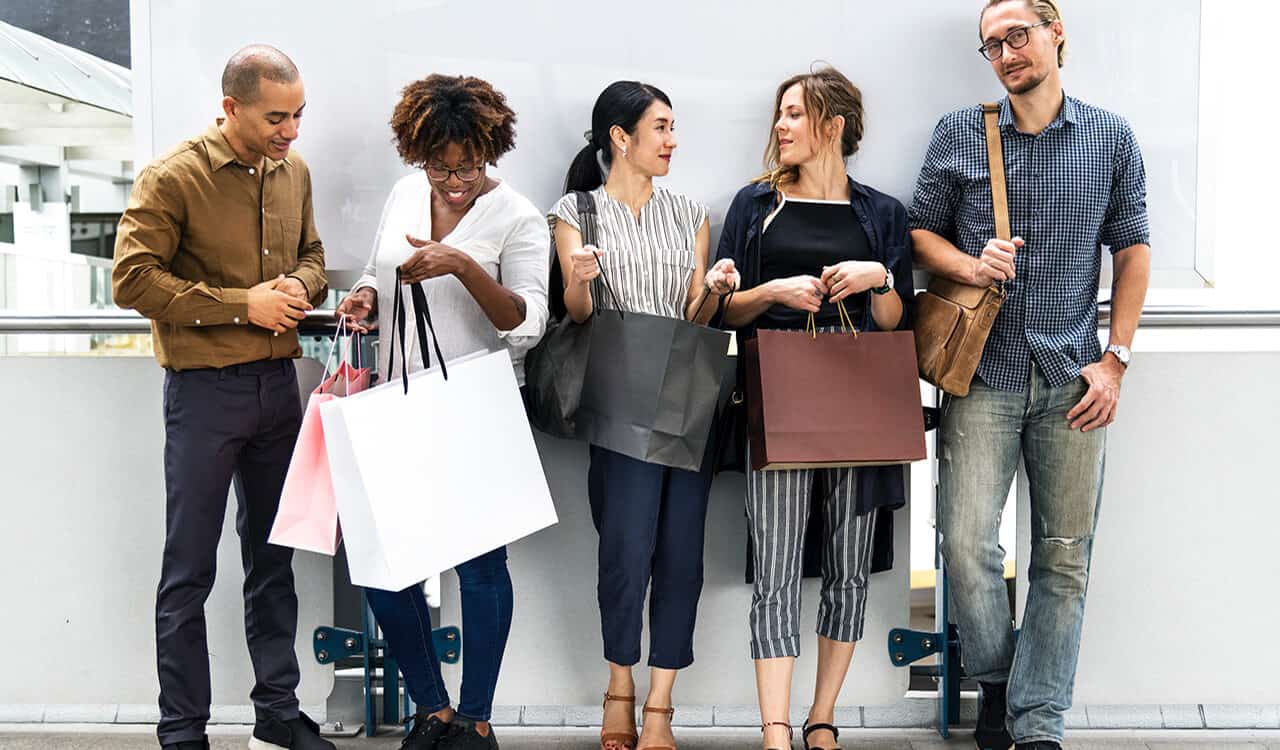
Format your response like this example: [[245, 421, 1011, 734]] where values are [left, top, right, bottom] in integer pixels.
[[550, 186, 707, 319], [353, 174, 550, 386]]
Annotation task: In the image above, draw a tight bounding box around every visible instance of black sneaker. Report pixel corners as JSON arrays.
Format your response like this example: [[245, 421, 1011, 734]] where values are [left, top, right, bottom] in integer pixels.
[[1014, 743, 1061, 750], [974, 681, 1013, 750], [248, 711, 336, 750], [400, 710, 453, 750], [437, 716, 499, 750], [162, 738, 209, 750]]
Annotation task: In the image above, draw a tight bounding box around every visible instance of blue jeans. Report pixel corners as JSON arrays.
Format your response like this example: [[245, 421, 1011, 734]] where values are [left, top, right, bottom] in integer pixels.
[[364, 546, 513, 722], [938, 363, 1105, 744]]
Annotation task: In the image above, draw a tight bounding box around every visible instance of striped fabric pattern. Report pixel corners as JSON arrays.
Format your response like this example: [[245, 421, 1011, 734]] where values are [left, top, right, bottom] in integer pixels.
[[551, 186, 708, 319], [747, 454, 879, 659]]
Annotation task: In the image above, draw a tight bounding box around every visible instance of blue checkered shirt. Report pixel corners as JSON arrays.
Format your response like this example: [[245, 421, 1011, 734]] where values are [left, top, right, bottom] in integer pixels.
[[908, 95, 1150, 391]]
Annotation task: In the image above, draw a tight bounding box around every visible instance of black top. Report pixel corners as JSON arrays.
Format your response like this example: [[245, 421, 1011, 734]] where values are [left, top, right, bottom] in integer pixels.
[[716, 176, 915, 523], [757, 198, 873, 331]]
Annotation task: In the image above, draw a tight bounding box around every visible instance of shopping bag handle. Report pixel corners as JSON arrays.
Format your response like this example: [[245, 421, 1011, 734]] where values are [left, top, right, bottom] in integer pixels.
[[690, 287, 736, 328], [322, 315, 364, 375], [386, 267, 449, 394], [805, 300, 858, 340], [321, 315, 365, 395], [321, 314, 348, 377], [575, 189, 625, 320]]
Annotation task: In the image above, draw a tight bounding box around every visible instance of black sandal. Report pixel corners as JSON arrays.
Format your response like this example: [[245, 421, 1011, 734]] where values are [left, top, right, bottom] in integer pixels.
[[802, 721, 841, 750], [761, 720, 793, 750]]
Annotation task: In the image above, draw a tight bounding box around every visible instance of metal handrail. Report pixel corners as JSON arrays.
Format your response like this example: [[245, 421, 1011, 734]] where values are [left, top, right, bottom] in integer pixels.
[[0, 309, 339, 334], [3, 306, 1279, 334], [1097, 307, 1280, 327]]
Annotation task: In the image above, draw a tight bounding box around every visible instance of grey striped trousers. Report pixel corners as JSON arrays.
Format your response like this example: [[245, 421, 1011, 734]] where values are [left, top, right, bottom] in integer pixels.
[[747, 463, 878, 659]]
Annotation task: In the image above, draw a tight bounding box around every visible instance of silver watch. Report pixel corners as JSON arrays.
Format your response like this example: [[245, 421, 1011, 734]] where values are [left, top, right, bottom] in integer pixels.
[[1105, 343, 1131, 368]]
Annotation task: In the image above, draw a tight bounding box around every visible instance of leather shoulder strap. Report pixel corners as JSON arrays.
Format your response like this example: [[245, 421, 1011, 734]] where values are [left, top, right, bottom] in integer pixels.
[[981, 103, 1011, 241]]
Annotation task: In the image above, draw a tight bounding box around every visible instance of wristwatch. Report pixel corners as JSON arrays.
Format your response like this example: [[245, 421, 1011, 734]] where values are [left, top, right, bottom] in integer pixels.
[[1105, 343, 1131, 368], [872, 266, 893, 295]]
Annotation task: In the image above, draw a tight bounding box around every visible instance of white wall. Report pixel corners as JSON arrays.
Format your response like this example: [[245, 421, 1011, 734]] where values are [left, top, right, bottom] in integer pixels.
[[132, 0, 1203, 285], [0, 357, 335, 718], [1194, 0, 1280, 299]]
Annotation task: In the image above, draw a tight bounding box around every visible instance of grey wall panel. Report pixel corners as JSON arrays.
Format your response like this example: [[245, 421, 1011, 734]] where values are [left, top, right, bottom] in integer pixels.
[[0, 356, 333, 709], [1015, 351, 1280, 704], [136, 0, 1201, 283]]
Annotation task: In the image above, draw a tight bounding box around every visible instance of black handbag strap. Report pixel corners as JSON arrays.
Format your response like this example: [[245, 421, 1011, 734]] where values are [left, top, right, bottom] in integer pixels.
[[575, 190, 625, 318], [691, 287, 736, 328], [386, 267, 449, 394]]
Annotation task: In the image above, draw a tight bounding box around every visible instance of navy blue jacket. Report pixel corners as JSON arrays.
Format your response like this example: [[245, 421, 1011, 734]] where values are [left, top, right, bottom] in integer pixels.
[[715, 178, 916, 575]]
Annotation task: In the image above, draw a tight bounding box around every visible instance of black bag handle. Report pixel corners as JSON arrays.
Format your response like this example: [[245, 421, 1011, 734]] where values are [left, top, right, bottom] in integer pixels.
[[386, 267, 449, 394], [575, 190, 626, 319], [691, 287, 736, 328]]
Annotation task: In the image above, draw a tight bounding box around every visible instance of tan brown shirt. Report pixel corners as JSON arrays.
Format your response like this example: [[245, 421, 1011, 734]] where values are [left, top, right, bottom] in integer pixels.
[[112, 121, 327, 370]]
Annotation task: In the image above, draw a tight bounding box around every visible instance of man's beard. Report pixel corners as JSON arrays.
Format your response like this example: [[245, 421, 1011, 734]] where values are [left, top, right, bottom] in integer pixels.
[[1005, 67, 1048, 96]]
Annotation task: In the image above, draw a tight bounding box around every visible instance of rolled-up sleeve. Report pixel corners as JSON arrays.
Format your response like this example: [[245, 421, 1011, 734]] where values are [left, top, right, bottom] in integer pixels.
[[112, 163, 249, 324], [1100, 121, 1151, 252], [907, 117, 961, 238], [495, 210, 550, 354]]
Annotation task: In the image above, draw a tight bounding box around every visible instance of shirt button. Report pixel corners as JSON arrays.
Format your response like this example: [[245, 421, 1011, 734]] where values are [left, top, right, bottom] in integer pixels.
[[263, 248, 270, 255], [234, 317, 241, 324], [248, 167, 256, 175], [195, 319, 201, 325]]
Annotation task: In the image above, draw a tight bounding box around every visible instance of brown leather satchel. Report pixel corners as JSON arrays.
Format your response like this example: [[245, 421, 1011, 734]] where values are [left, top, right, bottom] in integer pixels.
[[914, 102, 1010, 397]]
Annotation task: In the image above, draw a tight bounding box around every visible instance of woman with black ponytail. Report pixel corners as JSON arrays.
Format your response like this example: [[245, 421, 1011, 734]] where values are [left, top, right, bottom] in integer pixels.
[[548, 81, 739, 750]]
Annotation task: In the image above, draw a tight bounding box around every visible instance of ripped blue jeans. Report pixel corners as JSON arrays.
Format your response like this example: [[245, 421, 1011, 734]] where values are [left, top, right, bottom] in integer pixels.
[[938, 362, 1105, 745]]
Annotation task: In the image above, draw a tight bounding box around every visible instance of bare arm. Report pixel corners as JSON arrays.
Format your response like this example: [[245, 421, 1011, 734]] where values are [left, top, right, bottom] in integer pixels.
[[1065, 242, 1151, 433], [553, 219, 599, 324], [1105, 243, 1151, 354], [684, 219, 720, 324], [869, 281, 904, 330]]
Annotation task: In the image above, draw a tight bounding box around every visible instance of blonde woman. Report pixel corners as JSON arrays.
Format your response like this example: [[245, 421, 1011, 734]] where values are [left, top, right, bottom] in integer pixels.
[[715, 66, 914, 750]]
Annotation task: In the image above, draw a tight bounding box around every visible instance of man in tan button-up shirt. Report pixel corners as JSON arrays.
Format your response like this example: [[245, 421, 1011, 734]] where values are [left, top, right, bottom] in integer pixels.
[[112, 45, 333, 750]]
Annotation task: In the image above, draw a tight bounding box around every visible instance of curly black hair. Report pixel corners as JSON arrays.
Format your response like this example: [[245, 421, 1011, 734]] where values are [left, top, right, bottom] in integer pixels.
[[390, 74, 517, 167]]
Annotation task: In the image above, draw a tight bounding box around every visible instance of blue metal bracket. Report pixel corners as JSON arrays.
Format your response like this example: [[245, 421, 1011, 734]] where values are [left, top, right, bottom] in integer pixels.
[[433, 626, 462, 663], [313, 626, 363, 663], [313, 597, 464, 737], [887, 627, 944, 666]]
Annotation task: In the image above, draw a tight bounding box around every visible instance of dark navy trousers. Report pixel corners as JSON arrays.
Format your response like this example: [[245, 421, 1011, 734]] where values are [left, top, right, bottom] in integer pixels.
[[587, 444, 715, 669], [156, 359, 303, 744]]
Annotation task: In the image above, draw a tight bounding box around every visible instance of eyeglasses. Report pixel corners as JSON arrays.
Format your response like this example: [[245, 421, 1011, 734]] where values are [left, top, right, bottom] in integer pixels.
[[978, 20, 1051, 61], [425, 165, 483, 182]]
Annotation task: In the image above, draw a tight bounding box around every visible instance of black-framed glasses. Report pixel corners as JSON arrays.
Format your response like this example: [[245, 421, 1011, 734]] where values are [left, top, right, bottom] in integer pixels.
[[978, 20, 1051, 61], [425, 164, 483, 182]]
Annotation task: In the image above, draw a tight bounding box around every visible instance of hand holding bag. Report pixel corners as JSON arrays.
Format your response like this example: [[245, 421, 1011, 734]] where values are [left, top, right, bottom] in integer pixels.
[[913, 102, 1010, 397]]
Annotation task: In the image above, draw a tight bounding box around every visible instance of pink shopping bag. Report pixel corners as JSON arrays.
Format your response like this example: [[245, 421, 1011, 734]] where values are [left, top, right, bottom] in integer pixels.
[[269, 324, 370, 555]]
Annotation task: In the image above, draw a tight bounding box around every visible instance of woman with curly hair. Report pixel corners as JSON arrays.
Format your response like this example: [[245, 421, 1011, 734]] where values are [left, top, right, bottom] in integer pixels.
[[335, 74, 549, 750]]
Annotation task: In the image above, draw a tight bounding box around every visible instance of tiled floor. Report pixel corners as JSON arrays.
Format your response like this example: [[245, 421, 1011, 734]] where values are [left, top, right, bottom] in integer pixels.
[[2, 726, 1279, 749]]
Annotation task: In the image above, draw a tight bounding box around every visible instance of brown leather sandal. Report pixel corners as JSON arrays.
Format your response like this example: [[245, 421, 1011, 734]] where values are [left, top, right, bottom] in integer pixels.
[[638, 705, 676, 750], [601, 692, 638, 750], [761, 720, 794, 750]]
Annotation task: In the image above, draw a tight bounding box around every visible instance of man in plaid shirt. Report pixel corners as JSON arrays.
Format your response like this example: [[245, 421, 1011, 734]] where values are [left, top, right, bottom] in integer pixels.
[[908, 1, 1151, 748]]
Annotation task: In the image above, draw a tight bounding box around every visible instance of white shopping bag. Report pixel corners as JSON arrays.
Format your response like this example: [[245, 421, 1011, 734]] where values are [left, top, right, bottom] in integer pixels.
[[320, 348, 558, 591]]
